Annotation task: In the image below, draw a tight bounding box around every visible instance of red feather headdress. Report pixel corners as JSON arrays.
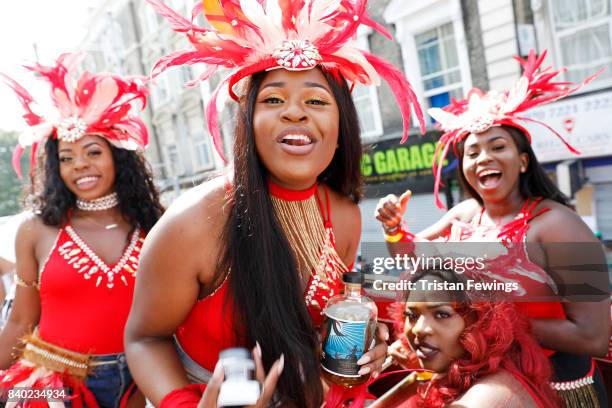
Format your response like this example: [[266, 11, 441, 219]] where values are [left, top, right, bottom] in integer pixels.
[[146, 0, 426, 161], [427, 49, 603, 209], [1, 53, 149, 178]]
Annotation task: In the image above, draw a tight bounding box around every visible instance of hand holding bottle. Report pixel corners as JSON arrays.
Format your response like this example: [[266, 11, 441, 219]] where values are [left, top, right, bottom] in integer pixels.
[[198, 344, 284, 408]]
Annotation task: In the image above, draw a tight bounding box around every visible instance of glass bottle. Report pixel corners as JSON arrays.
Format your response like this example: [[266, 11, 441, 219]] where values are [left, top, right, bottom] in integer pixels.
[[321, 272, 378, 386]]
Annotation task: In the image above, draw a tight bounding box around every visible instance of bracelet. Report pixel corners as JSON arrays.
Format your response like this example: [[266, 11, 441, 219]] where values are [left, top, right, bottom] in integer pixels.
[[384, 231, 404, 243], [384, 224, 416, 243]]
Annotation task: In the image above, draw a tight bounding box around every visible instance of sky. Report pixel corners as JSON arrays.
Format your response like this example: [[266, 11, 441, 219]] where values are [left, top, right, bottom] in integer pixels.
[[0, 1, 98, 132]]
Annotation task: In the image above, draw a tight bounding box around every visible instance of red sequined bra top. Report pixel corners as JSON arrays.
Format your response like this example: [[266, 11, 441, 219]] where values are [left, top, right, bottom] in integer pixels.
[[176, 182, 350, 373], [444, 197, 566, 342], [37, 224, 145, 354]]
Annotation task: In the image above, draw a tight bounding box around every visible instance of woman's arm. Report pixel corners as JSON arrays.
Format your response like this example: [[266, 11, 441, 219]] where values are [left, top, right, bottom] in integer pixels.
[[529, 204, 610, 356], [124, 183, 226, 405], [0, 217, 41, 368], [375, 192, 479, 256]]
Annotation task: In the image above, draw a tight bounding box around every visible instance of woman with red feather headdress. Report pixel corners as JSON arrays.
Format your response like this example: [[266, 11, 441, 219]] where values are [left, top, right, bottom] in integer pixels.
[[0, 53, 164, 408], [376, 49, 610, 407], [123, 0, 425, 407]]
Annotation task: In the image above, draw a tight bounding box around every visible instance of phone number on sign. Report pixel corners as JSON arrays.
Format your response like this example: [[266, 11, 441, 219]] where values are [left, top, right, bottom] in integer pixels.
[[1, 387, 70, 401]]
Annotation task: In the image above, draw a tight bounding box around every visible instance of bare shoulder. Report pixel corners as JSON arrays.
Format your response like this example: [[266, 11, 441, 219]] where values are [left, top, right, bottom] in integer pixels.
[[325, 187, 360, 229], [153, 176, 229, 242], [529, 199, 597, 243], [16, 212, 59, 261], [448, 198, 481, 223], [17, 211, 48, 238], [141, 177, 229, 285], [451, 370, 538, 408]]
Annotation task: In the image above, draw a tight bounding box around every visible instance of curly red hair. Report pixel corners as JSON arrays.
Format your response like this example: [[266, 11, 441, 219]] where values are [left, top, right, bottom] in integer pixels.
[[392, 270, 560, 407]]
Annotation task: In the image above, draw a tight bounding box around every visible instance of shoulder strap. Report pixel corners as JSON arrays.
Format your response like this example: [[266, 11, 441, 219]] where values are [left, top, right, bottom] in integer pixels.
[[521, 197, 550, 223], [314, 185, 332, 227]]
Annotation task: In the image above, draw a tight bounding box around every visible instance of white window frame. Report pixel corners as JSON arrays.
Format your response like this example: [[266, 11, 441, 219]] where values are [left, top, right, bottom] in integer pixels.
[[165, 143, 184, 176], [384, 0, 472, 129], [415, 24, 464, 106], [152, 72, 172, 108], [547, 0, 612, 92], [351, 27, 384, 141], [190, 134, 215, 171], [144, 4, 160, 34]]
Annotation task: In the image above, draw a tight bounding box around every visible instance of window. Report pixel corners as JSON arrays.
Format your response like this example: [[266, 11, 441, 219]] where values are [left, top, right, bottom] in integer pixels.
[[415, 22, 464, 116], [152, 75, 171, 107], [166, 144, 183, 176], [351, 28, 383, 140], [549, 0, 612, 88], [181, 66, 193, 84], [192, 135, 214, 170], [145, 5, 161, 33], [352, 85, 383, 140]]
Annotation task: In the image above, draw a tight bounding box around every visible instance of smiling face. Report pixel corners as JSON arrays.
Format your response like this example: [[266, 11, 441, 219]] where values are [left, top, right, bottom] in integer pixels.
[[404, 277, 466, 373], [57, 134, 116, 201], [252, 68, 340, 190], [461, 126, 529, 204]]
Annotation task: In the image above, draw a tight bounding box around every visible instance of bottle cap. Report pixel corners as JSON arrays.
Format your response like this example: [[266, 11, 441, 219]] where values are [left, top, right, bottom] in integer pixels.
[[343, 272, 364, 284], [219, 348, 251, 360]]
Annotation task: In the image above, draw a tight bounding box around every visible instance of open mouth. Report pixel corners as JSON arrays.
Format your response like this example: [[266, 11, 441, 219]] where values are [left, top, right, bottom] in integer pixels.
[[414, 342, 439, 360], [477, 169, 502, 189], [276, 130, 316, 156], [75, 176, 100, 189], [280, 134, 313, 146]]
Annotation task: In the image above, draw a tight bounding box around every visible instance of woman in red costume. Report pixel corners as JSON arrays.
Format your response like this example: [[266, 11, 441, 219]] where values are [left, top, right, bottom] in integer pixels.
[[382, 268, 560, 408], [0, 53, 163, 408], [377, 50, 610, 407], [124, 1, 426, 407]]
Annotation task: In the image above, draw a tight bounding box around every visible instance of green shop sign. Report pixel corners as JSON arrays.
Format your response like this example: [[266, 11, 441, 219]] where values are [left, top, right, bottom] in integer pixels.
[[361, 131, 456, 197]]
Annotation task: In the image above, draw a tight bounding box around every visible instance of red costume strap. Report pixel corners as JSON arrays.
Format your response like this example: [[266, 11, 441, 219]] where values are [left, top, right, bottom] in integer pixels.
[[159, 384, 207, 408], [497, 197, 550, 241], [314, 185, 332, 227]]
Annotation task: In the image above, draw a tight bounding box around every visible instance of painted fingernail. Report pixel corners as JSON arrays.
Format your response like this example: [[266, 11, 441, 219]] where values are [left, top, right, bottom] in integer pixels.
[[357, 355, 371, 365], [213, 361, 224, 379], [373, 371, 380, 379], [277, 354, 285, 375], [358, 366, 371, 376], [255, 341, 262, 358]]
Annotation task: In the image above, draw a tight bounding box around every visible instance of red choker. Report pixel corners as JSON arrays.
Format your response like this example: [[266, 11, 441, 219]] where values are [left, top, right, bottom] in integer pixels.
[[268, 179, 317, 201]]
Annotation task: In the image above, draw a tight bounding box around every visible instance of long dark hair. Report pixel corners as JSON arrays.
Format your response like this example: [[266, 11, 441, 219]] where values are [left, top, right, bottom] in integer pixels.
[[456, 125, 570, 206], [217, 68, 362, 407], [32, 136, 164, 232]]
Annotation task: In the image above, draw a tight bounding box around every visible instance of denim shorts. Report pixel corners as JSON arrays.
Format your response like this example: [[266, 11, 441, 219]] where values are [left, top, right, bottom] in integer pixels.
[[85, 353, 134, 408]]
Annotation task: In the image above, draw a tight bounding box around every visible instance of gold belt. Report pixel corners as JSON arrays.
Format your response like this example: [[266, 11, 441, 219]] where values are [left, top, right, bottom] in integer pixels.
[[20, 332, 117, 380]]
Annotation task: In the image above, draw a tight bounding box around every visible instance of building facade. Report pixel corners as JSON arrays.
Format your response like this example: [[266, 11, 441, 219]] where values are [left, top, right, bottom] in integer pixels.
[[375, 0, 612, 240], [79, 0, 225, 205], [78, 0, 612, 238]]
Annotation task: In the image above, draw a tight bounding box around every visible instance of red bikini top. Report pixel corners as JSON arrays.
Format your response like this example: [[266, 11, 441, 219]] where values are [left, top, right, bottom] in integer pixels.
[[176, 181, 349, 372], [37, 224, 145, 354], [447, 198, 566, 354]]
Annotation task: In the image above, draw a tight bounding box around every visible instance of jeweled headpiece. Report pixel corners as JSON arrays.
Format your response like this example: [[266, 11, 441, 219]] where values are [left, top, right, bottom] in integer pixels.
[[146, 0, 426, 161], [427, 49, 602, 209], [1, 52, 149, 177]]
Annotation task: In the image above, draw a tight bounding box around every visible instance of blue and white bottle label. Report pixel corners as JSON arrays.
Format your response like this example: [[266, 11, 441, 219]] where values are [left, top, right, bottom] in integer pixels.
[[321, 315, 367, 377]]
